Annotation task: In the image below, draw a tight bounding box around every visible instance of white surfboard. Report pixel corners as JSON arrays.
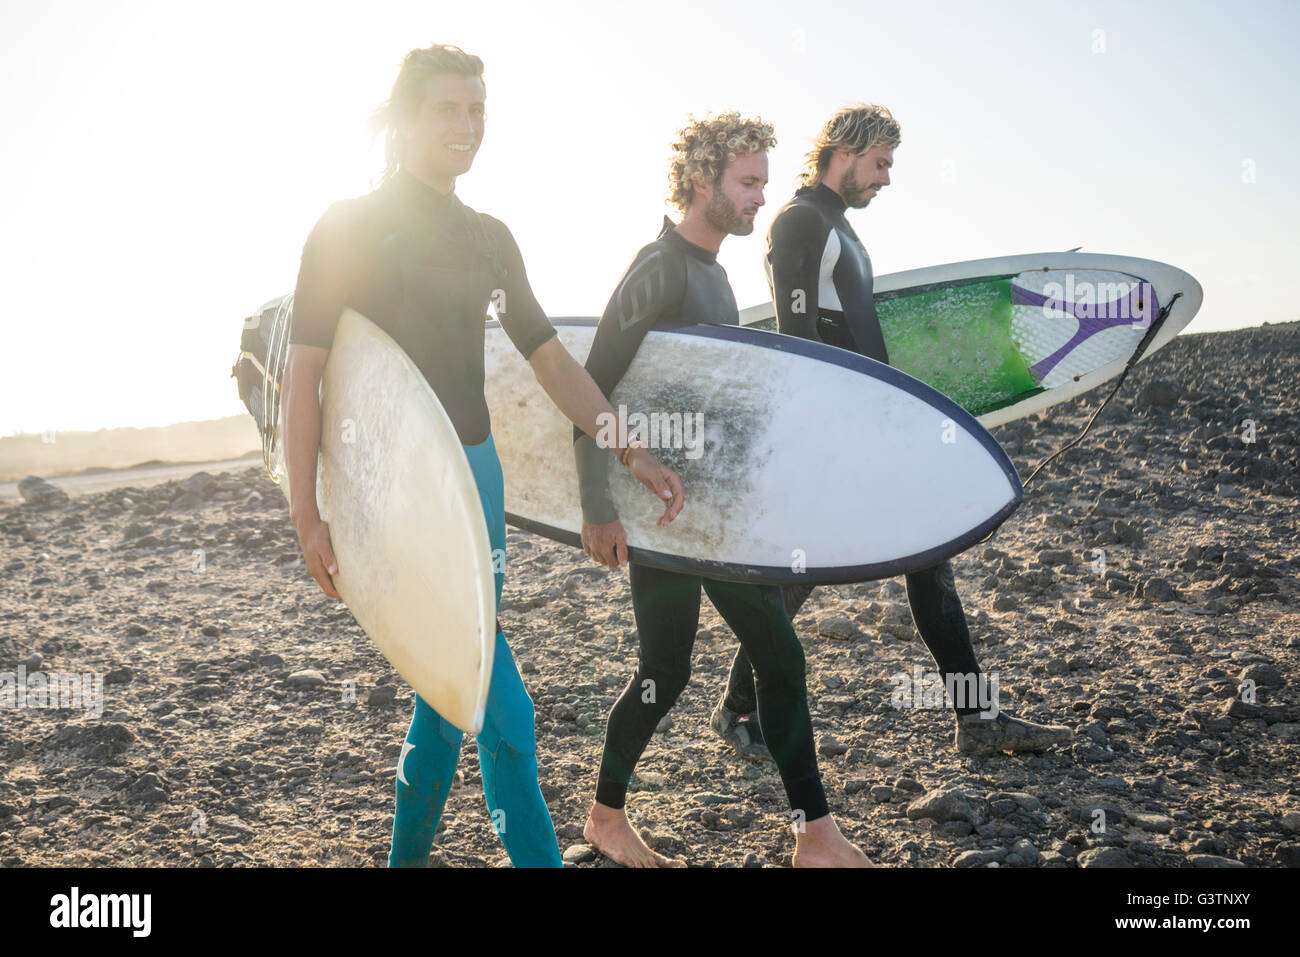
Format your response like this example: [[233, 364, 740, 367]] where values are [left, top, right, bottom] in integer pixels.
[[484, 319, 1023, 584], [258, 302, 496, 733], [740, 251, 1203, 427]]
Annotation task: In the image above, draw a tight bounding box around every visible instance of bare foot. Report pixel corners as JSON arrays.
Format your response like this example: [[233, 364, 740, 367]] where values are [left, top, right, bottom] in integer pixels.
[[791, 814, 878, 868], [583, 803, 683, 868]]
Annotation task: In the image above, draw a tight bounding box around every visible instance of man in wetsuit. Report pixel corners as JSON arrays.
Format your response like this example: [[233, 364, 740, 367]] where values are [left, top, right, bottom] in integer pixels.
[[576, 113, 873, 868], [712, 105, 1075, 758], [283, 44, 684, 868]]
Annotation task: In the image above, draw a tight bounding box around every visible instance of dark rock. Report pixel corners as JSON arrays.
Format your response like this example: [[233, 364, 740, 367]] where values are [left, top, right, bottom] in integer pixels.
[[17, 476, 70, 506], [1134, 381, 1181, 408], [816, 615, 860, 641], [286, 669, 327, 689], [1140, 578, 1179, 602], [818, 735, 848, 757], [907, 788, 976, 824], [1113, 520, 1144, 546], [562, 844, 596, 864], [1240, 663, 1283, 688], [1077, 847, 1133, 868], [1273, 844, 1300, 867]]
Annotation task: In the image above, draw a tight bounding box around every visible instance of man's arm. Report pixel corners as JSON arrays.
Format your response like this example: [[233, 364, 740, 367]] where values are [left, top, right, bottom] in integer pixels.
[[283, 344, 339, 599], [282, 201, 361, 599], [767, 203, 830, 343], [574, 242, 688, 566], [529, 338, 682, 524], [489, 220, 683, 524]]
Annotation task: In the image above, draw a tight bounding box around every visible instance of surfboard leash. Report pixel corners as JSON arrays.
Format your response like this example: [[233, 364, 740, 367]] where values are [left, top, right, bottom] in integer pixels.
[[974, 292, 1183, 546]]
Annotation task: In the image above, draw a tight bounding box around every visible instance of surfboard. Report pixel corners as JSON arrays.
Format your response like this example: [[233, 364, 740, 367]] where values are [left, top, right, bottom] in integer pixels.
[[237, 296, 496, 733], [484, 319, 1023, 584], [739, 252, 1203, 427]]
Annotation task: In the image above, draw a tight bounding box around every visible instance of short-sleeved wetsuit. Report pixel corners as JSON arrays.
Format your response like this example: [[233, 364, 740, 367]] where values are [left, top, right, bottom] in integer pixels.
[[578, 220, 830, 822], [721, 184, 984, 720], [292, 167, 562, 867], [291, 166, 556, 444]]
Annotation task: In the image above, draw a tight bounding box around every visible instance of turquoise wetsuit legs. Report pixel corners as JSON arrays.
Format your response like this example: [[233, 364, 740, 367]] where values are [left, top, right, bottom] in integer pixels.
[[388, 434, 561, 868]]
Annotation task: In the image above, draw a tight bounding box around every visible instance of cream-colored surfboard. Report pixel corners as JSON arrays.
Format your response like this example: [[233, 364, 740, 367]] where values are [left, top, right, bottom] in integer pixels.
[[262, 305, 496, 733]]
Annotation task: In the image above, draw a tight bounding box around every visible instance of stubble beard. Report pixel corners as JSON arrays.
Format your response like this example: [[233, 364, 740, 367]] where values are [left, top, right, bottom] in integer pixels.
[[704, 187, 753, 236], [841, 165, 875, 208]]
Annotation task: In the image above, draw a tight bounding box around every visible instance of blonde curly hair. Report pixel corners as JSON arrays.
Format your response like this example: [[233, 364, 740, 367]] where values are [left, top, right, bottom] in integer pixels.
[[667, 112, 777, 214], [800, 104, 900, 187]]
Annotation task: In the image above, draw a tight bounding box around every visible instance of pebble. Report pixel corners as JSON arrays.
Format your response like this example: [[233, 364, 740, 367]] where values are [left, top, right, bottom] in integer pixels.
[[816, 614, 860, 641], [818, 735, 848, 757], [1274, 844, 1300, 867], [562, 844, 596, 864], [1140, 578, 1179, 602], [1077, 847, 1133, 868], [1240, 663, 1283, 687], [906, 788, 976, 824], [17, 476, 70, 506]]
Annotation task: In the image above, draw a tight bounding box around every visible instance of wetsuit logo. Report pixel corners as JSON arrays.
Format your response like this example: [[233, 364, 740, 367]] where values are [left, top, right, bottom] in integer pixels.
[[616, 251, 665, 331]]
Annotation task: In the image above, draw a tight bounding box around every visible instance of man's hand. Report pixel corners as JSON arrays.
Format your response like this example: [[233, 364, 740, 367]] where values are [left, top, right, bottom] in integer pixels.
[[583, 519, 629, 569], [294, 514, 341, 599], [627, 449, 684, 526]]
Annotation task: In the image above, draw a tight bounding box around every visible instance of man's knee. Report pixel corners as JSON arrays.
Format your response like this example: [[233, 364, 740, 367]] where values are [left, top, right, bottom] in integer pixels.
[[481, 687, 537, 757], [754, 638, 807, 690], [633, 662, 689, 712]]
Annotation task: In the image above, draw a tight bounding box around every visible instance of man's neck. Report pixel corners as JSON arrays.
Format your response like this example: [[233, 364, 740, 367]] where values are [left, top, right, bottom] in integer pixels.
[[675, 208, 726, 252], [401, 163, 455, 196], [816, 175, 847, 206]]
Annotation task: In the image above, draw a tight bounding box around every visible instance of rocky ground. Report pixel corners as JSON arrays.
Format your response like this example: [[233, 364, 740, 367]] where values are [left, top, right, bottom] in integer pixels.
[[1, 322, 1296, 868]]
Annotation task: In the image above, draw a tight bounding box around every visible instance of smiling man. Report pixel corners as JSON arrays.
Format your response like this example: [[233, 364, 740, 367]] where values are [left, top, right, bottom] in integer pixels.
[[283, 44, 684, 868]]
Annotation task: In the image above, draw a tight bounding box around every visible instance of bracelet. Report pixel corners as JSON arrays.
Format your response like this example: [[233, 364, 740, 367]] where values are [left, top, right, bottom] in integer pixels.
[[621, 440, 646, 466]]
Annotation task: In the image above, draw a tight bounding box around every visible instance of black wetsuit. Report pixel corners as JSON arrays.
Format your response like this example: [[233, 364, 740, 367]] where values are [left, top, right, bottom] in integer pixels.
[[580, 220, 830, 822], [722, 183, 984, 717], [290, 167, 557, 442]]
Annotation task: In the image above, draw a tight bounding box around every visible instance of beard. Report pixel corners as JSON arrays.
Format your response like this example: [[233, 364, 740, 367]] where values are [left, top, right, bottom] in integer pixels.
[[704, 186, 754, 235], [840, 165, 875, 208]]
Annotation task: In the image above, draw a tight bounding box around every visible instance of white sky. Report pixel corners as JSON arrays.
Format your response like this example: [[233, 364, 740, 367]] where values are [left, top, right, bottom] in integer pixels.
[[2, 0, 1297, 436]]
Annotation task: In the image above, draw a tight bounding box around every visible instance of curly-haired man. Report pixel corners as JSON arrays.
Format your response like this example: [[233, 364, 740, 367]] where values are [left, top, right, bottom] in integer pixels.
[[575, 112, 874, 867]]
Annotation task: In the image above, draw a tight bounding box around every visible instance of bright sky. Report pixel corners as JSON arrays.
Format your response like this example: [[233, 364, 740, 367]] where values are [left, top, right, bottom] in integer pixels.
[[2, 0, 1297, 436]]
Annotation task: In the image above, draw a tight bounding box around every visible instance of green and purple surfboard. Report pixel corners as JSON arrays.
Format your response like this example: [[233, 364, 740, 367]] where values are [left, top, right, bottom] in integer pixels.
[[740, 252, 1203, 427]]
